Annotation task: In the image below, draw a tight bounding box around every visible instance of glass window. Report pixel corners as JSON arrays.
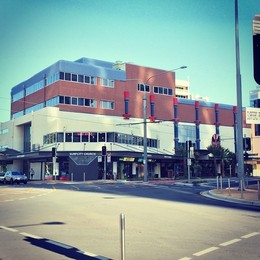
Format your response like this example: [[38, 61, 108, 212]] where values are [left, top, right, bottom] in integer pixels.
[[90, 132, 97, 142], [72, 74, 77, 82], [78, 98, 84, 106], [73, 132, 81, 142], [12, 90, 24, 102], [65, 133, 72, 142], [65, 73, 71, 81], [107, 132, 114, 142], [65, 96, 71, 104], [98, 133, 106, 142], [159, 87, 163, 94], [72, 97, 77, 105], [78, 75, 84, 83], [82, 132, 89, 142], [154, 86, 159, 93], [85, 99, 90, 106], [85, 76, 90, 84], [57, 132, 64, 142], [101, 100, 114, 110], [59, 72, 64, 80], [168, 88, 173, 96], [91, 76, 96, 85], [59, 96, 64, 104], [164, 88, 168, 95]]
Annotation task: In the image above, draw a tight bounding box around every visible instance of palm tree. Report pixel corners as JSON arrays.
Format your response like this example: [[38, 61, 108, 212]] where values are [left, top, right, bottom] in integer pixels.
[[207, 144, 235, 176]]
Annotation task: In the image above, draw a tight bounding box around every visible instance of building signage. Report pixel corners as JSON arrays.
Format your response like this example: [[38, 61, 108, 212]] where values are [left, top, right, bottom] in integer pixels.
[[69, 152, 96, 156], [246, 107, 260, 124]]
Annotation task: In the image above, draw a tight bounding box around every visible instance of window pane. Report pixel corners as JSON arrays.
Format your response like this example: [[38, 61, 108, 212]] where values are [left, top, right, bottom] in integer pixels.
[[107, 132, 114, 142], [78, 75, 84, 82], [98, 133, 106, 142], [164, 88, 168, 95], [57, 132, 64, 142], [78, 98, 84, 106], [168, 88, 173, 96], [73, 132, 81, 142], [154, 86, 159, 93], [90, 132, 97, 142], [65, 73, 71, 81], [82, 132, 89, 142], [85, 76, 90, 83], [65, 133, 72, 142], [59, 72, 64, 80], [65, 96, 71, 104], [72, 74, 77, 82], [72, 97, 77, 105], [59, 96, 64, 103], [85, 99, 90, 106]]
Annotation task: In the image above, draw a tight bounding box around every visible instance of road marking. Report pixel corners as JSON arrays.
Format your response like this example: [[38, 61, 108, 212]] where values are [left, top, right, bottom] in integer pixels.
[[178, 257, 192, 260], [78, 250, 109, 260], [18, 198, 26, 200], [46, 240, 73, 249], [219, 238, 241, 246], [20, 232, 42, 239], [0, 226, 18, 232], [241, 232, 260, 239], [193, 246, 219, 256]]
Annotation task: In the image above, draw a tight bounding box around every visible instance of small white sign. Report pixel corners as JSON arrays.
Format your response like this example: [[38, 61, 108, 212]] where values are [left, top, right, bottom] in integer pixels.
[[98, 156, 102, 162], [246, 107, 260, 124]]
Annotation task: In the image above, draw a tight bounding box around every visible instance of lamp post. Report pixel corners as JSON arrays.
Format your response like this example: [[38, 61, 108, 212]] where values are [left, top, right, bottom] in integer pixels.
[[142, 66, 187, 182]]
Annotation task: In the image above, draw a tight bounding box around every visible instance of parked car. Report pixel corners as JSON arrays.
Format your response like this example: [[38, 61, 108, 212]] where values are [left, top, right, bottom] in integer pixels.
[[0, 172, 5, 184], [4, 171, 28, 184]]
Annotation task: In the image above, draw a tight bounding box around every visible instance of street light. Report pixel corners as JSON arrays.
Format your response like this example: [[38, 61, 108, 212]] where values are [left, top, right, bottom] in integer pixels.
[[142, 66, 187, 182]]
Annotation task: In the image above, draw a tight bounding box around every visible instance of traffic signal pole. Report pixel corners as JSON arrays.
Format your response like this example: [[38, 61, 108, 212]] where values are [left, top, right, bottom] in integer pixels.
[[235, 0, 245, 190]]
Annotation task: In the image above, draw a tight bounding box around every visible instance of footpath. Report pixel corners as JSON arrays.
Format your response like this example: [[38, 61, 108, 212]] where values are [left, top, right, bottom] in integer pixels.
[[202, 184, 260, 207]]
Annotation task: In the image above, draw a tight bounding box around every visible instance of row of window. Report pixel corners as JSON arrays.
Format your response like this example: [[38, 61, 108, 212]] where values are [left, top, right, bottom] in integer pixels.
[[43, 131, 159, 148], [137, 84, 173, 96], [46, 96, 114, 110], [12, 95, 114, 119]]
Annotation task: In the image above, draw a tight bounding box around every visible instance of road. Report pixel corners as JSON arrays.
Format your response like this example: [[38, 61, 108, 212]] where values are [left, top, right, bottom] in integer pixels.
[[0, 180, 260, 260]]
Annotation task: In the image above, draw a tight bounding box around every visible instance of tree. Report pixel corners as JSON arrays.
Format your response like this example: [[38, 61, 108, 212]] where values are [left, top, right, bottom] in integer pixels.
[[207, 145, 235, 176]]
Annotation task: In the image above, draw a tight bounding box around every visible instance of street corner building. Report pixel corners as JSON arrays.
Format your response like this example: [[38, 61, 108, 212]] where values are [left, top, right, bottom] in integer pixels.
[[0, 57, 259, 181]]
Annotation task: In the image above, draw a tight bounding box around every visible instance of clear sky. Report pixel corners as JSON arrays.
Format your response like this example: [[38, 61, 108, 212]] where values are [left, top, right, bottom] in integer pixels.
[[0, 0, 259, 122]]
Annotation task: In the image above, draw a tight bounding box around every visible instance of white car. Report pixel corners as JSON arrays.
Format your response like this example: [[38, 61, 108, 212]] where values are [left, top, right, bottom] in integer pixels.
[[4, 171, 28, 184]]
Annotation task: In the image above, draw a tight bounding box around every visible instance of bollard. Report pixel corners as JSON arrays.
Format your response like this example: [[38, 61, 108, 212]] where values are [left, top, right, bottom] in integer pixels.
[[220, 176, 223, 193], [120, 213, 125, 260], [258, 181, 260, 201], [71, 172, 73, 182], [240, 180, 244, 199], [216, 176, 219, 191], [228, 178, 231, 196], [84, 172, 86, 182]]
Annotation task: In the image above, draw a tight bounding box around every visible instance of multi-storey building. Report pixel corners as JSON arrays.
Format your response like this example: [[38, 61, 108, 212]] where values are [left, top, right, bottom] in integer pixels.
[[0, 57, 251, 180]]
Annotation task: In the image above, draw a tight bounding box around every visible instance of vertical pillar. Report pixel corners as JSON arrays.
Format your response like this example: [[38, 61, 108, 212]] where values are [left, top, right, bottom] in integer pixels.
[[215, 103, 220, 135], [173, 98, 179, 149], [149, 94, 156, 122], [123, 91, 130, 119], [195, 100, 200, 150]]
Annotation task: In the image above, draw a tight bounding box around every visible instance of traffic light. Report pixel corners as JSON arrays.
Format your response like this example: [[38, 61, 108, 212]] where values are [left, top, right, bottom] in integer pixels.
[[102, 146, 107, 156], [243, 137, 251, 151], [253, 15, 260, 85], [52, 147, 56, 157]]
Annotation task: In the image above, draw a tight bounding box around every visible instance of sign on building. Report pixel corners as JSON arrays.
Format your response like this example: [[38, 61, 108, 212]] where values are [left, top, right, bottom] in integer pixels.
[[246, 107, 260, 124]]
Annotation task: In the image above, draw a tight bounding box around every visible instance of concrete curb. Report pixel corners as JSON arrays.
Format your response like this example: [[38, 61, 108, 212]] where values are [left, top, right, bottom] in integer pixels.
[[201, 190, 260, 207]]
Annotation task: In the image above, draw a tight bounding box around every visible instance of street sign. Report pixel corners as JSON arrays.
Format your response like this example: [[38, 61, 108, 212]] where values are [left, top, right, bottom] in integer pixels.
[[246, 107, 260, 124]]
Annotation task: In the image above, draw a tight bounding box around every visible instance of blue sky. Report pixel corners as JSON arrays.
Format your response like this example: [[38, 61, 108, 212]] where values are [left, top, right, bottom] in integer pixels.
[[0, 0, 259, 122]]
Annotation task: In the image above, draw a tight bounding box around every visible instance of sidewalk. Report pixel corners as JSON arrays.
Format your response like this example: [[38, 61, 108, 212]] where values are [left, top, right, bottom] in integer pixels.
[[201, 184, 260, 207]]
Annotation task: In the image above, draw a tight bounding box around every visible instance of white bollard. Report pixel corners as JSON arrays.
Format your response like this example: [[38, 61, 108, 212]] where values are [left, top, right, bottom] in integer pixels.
[[228, 178, 231, 196], [120, 213, 125, 260]]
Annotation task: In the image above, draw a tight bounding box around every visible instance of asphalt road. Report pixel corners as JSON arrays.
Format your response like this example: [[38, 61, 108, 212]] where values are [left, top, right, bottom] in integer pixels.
[[0, 181, 260, 260]]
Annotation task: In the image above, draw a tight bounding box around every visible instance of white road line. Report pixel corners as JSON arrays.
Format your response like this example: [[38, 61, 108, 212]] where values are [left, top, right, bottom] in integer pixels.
[[20, 232, 42, 239], [18, 198, 26, 200], [4, 199, 14, 202], [193, 247, 219, 256], [0, 226, 18, 232], [178, 257, 192, 260], [241, 232, 260, 239], [78, 250, 109, 260], [46, 240, 73, 249], [219, 238, 241, 247]]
